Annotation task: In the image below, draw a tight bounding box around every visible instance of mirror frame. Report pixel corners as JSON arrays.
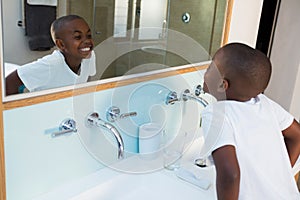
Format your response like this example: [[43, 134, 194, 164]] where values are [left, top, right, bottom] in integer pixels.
[[0, 0, 233, 198]]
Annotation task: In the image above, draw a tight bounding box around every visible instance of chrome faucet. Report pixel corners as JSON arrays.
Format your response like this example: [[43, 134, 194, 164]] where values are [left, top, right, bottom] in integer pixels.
[[106, 106, 137, 122], [166, 91, 179, 105], [182, 89, 209, 107], [182, 85, 209, 167], [86, 112, 124, 159]]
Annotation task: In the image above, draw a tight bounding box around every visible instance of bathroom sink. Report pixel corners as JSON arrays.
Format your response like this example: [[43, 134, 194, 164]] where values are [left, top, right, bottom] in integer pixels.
[[141, 45, 166, 55], [70, 169, 215, 200], [34, 166, 215, 200], [34, 134, 216, 200]]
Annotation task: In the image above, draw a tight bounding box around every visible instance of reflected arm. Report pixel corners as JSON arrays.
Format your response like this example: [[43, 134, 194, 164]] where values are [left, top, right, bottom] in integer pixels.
[[5, 70, 24, 95]]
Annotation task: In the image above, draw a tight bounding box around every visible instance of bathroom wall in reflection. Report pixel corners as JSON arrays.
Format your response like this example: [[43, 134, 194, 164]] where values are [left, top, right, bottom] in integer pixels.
[[68, 0, 227, 80], [167, 0, 227, 64]]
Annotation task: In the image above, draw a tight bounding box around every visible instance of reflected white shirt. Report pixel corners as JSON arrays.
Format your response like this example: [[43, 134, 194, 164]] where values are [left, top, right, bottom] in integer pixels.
[[18, 50, 96, 92]]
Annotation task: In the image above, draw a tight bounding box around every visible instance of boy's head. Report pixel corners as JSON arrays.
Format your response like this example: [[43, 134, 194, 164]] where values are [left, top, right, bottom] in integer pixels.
[[50, 15, 94, 60], [203, 42, 272, 101]]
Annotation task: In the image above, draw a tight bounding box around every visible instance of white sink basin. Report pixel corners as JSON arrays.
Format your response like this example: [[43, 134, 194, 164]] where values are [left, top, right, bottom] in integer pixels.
[[71, 169, 214, 200], [34, 135, 216, 200], [141, 45, 166, 55]]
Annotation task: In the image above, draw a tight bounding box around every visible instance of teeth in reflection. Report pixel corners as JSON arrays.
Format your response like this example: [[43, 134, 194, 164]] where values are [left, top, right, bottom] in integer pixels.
[[81, 47, 90, 52]]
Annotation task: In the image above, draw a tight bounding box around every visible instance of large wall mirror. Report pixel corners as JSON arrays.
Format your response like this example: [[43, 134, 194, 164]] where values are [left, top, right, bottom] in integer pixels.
[[1, 0, 231, 102]]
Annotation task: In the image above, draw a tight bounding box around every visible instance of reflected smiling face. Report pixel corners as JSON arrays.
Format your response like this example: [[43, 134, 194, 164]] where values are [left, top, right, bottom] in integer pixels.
[[56, 18, 94, 68]]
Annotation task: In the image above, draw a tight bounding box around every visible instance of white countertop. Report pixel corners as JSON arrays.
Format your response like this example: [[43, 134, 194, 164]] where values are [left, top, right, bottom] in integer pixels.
[[34, 136, 217, 200]]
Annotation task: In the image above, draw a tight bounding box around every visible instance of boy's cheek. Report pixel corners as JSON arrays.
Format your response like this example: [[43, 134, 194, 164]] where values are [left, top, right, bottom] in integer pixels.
[[203, 81, 218, 97]]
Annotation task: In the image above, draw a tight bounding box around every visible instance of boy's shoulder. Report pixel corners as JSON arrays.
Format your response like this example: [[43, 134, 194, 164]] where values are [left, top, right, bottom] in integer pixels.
[[202, 94, 271, 115], [37, 50, 65, 63], [20, 50, 65, 69], [44, 49, 62, 59]]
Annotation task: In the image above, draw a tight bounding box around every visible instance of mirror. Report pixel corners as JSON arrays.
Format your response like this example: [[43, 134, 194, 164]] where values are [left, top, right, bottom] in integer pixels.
[[1, 0, 229, 99]]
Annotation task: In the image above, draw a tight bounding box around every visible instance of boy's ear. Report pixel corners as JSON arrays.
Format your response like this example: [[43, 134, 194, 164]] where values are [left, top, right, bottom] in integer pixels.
[[55, 39, 65, 51], [217, 79, 229, 92]]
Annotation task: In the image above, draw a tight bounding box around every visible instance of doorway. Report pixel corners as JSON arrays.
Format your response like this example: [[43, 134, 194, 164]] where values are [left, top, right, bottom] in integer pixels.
[[256, 0, 281, 56]]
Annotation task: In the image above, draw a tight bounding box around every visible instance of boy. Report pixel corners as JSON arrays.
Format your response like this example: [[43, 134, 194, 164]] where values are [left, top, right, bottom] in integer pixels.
[[201, 43, 300, 199], [6, 15, 96, 95]]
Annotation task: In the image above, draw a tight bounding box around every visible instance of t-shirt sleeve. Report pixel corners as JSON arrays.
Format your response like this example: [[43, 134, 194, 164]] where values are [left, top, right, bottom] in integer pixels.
[[200, 105, 236, 157], [267, 97, 294, 131], [17, 59, 51, 92]]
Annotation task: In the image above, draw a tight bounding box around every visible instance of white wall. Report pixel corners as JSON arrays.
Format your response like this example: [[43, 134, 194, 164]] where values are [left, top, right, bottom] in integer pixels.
[[290, 62, 300, 118], [265, 0, 300, 119], [2, 0, 67, 65], [228, 0, 264, 47], [2, 0, 51, 64]]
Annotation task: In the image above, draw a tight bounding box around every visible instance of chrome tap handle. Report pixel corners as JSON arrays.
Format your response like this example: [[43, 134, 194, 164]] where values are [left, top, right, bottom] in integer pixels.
[[106, 106, 137, 122], [182, 89, 209, 107], [51, 118, 77, 138], [182, 89, 191, 101], [195, 85, 205, 96], [120, 112, 137, 119], [166, 91, 179, 105], [106, 106, 120, 122]]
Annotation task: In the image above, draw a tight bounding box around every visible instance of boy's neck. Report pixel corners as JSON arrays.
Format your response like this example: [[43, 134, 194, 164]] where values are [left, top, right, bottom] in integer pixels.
[[69, 64, 81, 75], [64, 57, 82, 74]]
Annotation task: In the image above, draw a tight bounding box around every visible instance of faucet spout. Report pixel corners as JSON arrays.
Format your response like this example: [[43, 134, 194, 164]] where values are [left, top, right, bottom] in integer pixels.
[[102, 122, 124, 159], [87, 112, 124, 159], [182, 88, 210, 168], [182, 89, 209, 107]]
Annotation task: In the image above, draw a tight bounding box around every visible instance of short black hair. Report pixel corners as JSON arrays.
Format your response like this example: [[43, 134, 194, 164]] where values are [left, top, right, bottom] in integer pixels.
[[50, 15, 84, 42], [217, 42, 272, 91]]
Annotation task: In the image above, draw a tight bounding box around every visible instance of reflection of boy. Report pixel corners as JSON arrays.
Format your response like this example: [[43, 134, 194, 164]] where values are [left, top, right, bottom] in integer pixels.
[[6, 15, 96, 95], [201, 43, 300, 199]]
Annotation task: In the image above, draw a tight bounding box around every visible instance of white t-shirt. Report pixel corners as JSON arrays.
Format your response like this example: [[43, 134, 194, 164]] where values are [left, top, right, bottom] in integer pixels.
[[201, 94, 300, 200], [18, 50, 96, 92]]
